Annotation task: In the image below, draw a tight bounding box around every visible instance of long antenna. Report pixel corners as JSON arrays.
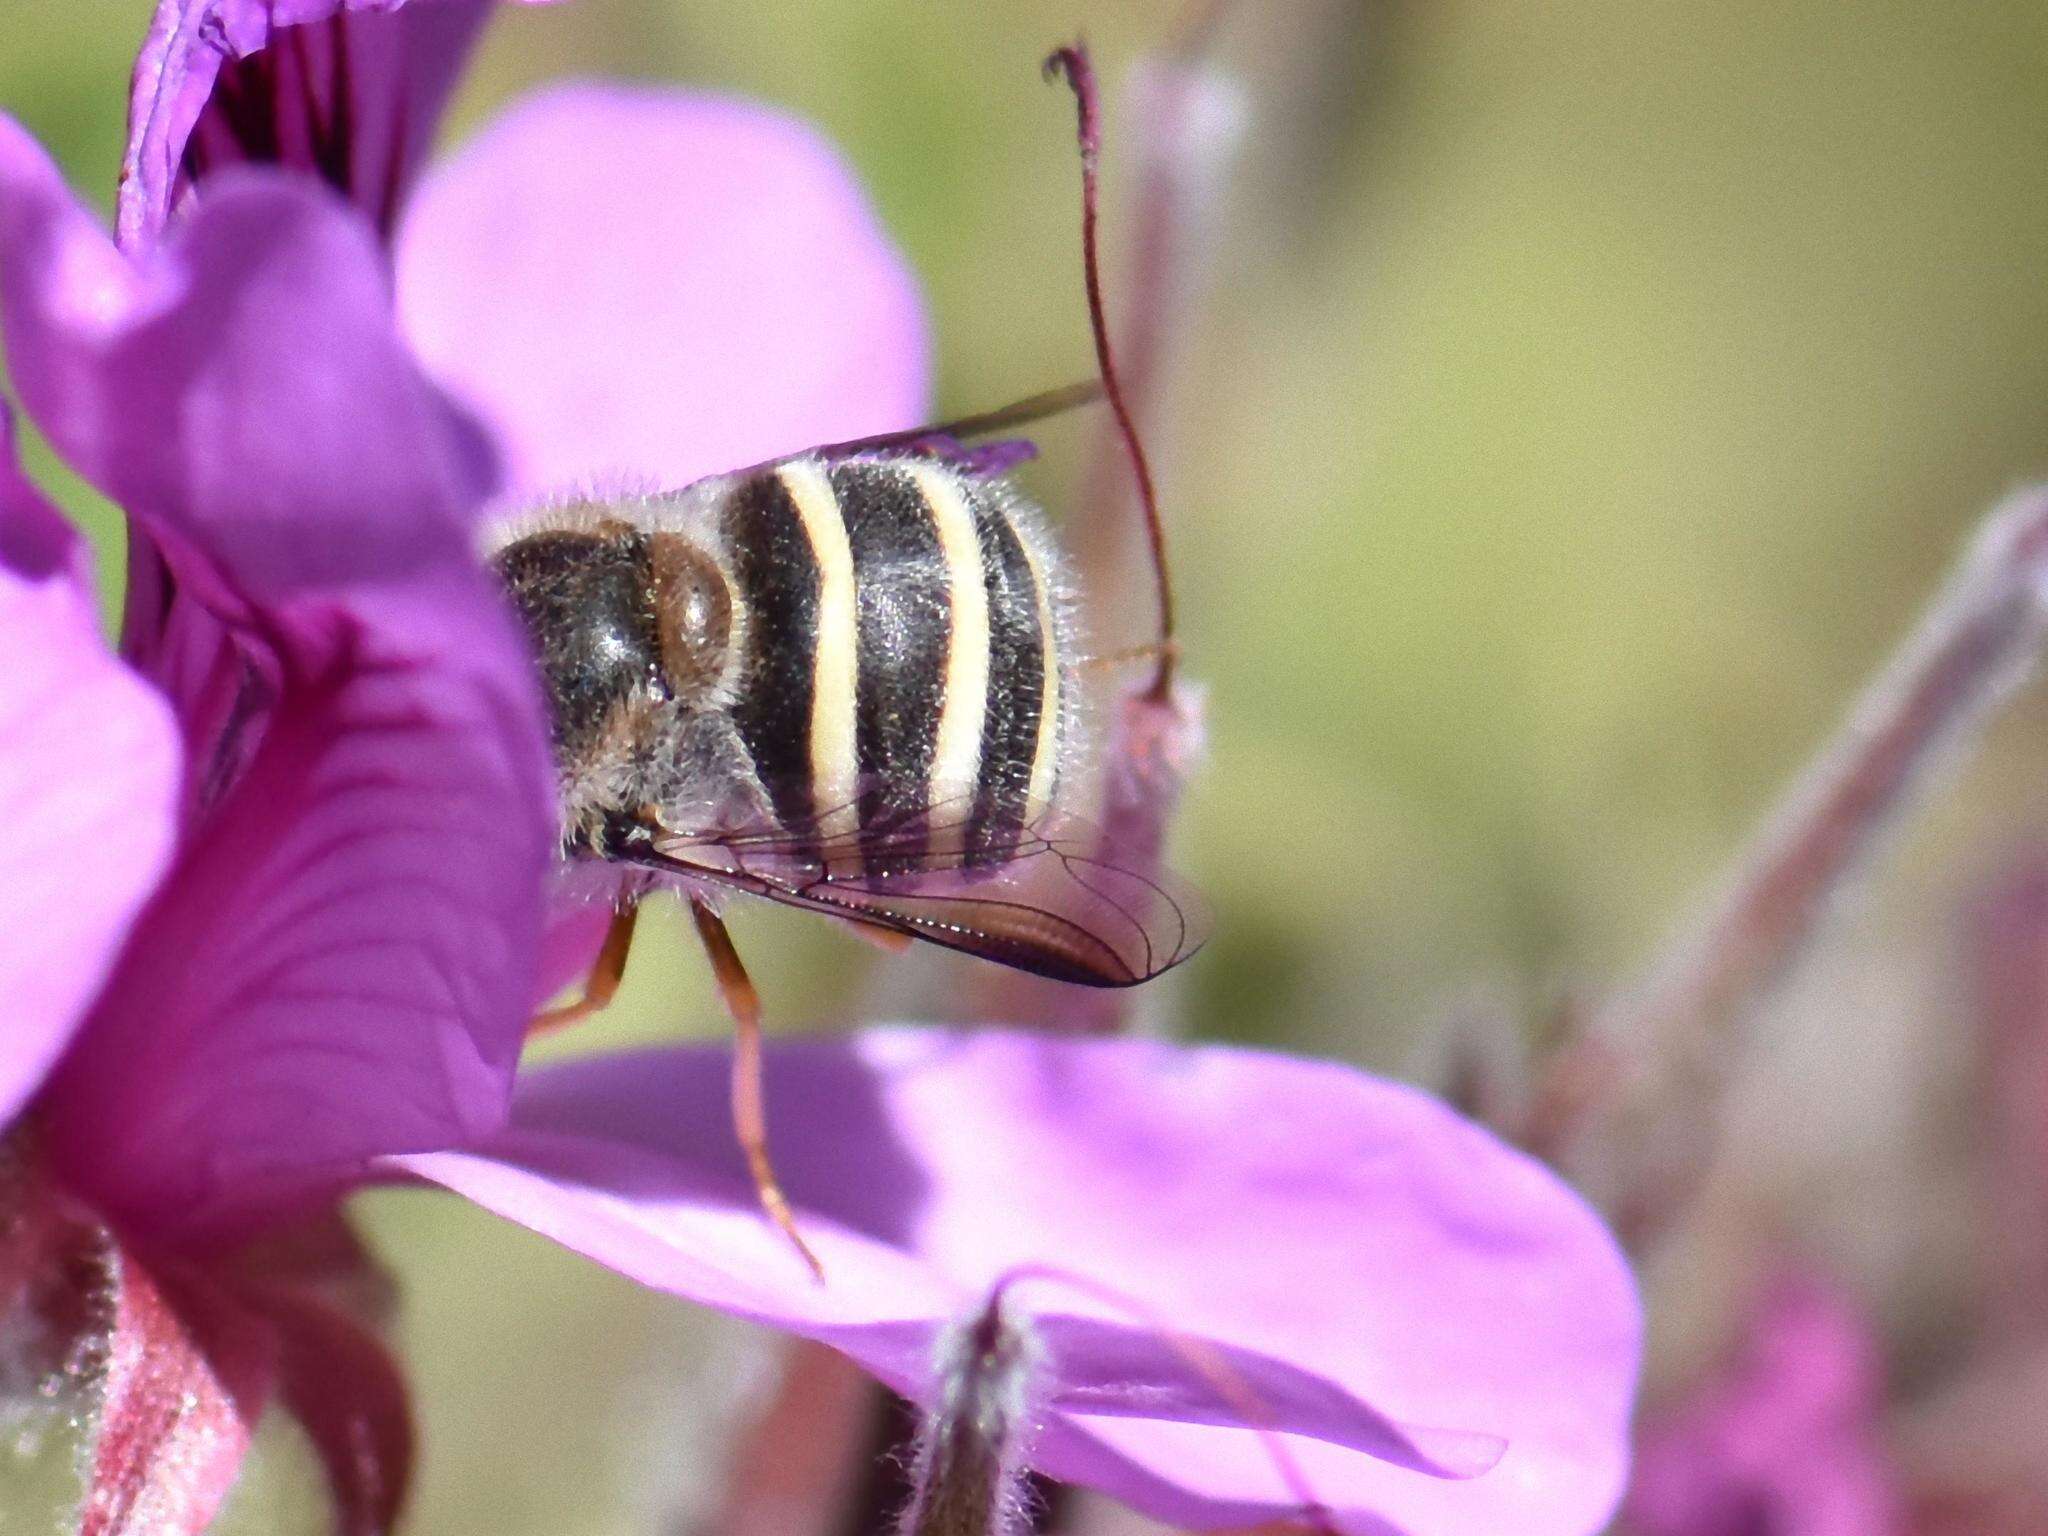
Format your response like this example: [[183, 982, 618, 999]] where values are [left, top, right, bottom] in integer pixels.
[[1045, 43, 1180, 701]]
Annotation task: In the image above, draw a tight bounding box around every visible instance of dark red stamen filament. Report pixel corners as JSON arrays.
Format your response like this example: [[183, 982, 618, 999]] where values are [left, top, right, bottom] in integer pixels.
[[1045, 43, 1179, 699]]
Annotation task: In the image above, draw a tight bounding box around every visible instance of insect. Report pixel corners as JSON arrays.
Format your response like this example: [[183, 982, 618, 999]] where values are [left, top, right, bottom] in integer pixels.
[[492, 437, 1200, 992], [488, 431, 1203, 1270], [492, 43, 1202, 1275]]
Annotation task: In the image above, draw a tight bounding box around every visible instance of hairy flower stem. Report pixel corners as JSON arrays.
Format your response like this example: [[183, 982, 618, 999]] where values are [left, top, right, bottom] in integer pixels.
[[1544, 486, 2048, 1244], [896, 1299, 1042, 1536], [1967, 858, 2048, 1339]]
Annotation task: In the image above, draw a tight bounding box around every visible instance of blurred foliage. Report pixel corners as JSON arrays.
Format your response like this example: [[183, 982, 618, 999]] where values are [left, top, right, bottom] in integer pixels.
[[7, 1, 2048, 1530]]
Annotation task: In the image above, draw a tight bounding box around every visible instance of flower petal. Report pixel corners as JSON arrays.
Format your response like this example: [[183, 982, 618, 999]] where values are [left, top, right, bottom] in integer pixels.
[[0, 408, 180, 1128], [0, 127, 495, 594], [43, 596, 552, 1235], [396, 83, 932, 502], [0, 121, 555, 1232], [113, 0, 540, 777], [0, 113, 498, 731], [396, 1030, 1641, 1535], [120, 0, 558, 251], [233, 1282, 414, 1536], [1623, 1267, 1903, 1536]]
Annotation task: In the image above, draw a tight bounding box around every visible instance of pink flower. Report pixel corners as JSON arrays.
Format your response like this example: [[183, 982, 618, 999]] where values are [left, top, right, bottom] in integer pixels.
[[0, 3, 1642, 1532], [1623, 1266, 1903, 1536], [405, 1031, 1642, 1534]]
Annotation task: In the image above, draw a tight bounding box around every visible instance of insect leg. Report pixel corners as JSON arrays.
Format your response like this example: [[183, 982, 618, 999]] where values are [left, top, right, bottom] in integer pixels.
[[841, 916, 915, 955], [530, 898, 641, 1034], [1075, 640, 1181, 678], [688, 896, 827, 1282]]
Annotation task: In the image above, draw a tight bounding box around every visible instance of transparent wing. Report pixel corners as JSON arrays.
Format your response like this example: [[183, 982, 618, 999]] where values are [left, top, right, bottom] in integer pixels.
[[612, 796, 1207, 988]]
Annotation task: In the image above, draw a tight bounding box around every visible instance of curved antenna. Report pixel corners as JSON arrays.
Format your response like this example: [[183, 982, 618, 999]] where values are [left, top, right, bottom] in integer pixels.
[[1045, 42, 1180, 701]]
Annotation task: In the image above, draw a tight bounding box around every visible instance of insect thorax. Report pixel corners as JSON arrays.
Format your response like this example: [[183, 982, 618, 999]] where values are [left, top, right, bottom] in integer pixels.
[[490, 511, 748, 853]]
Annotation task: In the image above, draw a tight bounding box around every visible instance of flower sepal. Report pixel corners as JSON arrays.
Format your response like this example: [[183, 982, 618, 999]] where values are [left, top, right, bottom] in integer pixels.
[[0, 1148, 415, 1536]]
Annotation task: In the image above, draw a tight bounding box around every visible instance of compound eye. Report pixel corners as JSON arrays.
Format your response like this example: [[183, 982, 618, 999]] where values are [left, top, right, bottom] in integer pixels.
[[648, 532, 733, 701]]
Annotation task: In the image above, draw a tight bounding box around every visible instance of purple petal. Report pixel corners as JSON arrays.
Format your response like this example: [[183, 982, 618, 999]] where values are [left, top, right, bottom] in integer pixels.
[[42, 594, 552, 1237], [1624, 1267, 1903, 1536], [0, 121, 555, 1234], [397, 1030, 1641, 1534], [0, 112, 505, 769], [120, 0, 558, 252], [0, 129, 493, 586], [113, 0, 537, 757], [0, 411, 180, 1127], [395, 83, 932, 502]]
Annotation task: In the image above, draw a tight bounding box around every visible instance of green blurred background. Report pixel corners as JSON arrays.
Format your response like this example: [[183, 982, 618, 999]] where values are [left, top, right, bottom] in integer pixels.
[[8, 2, 2048, 1530]]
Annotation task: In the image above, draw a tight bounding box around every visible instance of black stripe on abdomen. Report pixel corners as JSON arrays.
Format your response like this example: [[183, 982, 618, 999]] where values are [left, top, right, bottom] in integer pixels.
[[967, 498, 1045, 865], [723, 470, 821, 842], [834, 462, 950, 869]]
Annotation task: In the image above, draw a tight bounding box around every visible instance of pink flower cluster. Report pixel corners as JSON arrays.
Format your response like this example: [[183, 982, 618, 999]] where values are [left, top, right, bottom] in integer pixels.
[[0, 3, 1641, 1532]]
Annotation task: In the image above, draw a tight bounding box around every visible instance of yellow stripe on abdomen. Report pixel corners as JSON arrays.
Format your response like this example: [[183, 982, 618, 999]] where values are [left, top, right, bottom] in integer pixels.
[[777, 460, 860, 844], [911, 461, 992, 822]]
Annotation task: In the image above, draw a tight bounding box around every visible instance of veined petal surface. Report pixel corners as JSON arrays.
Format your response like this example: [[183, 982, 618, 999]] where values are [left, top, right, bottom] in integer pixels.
[[400, 1029, 1641, 1536], [0, 121, 553, 1233], [122, 0, 561, 250]]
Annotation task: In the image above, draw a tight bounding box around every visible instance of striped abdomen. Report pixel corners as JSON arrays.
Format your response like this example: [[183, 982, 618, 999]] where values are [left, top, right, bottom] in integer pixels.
[[720, 456, 1065, 869]]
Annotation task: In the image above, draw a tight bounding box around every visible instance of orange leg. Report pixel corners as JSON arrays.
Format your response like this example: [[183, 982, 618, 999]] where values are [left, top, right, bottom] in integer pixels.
[[688, 897, 826, 1282], [842, 916, 914, 955], [530, 899, 641, 1035], [1076, 638, 1180, 677]]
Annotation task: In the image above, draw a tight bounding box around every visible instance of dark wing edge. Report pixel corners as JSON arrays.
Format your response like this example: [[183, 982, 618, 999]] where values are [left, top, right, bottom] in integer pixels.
[[616, 811, 1209, 988]]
